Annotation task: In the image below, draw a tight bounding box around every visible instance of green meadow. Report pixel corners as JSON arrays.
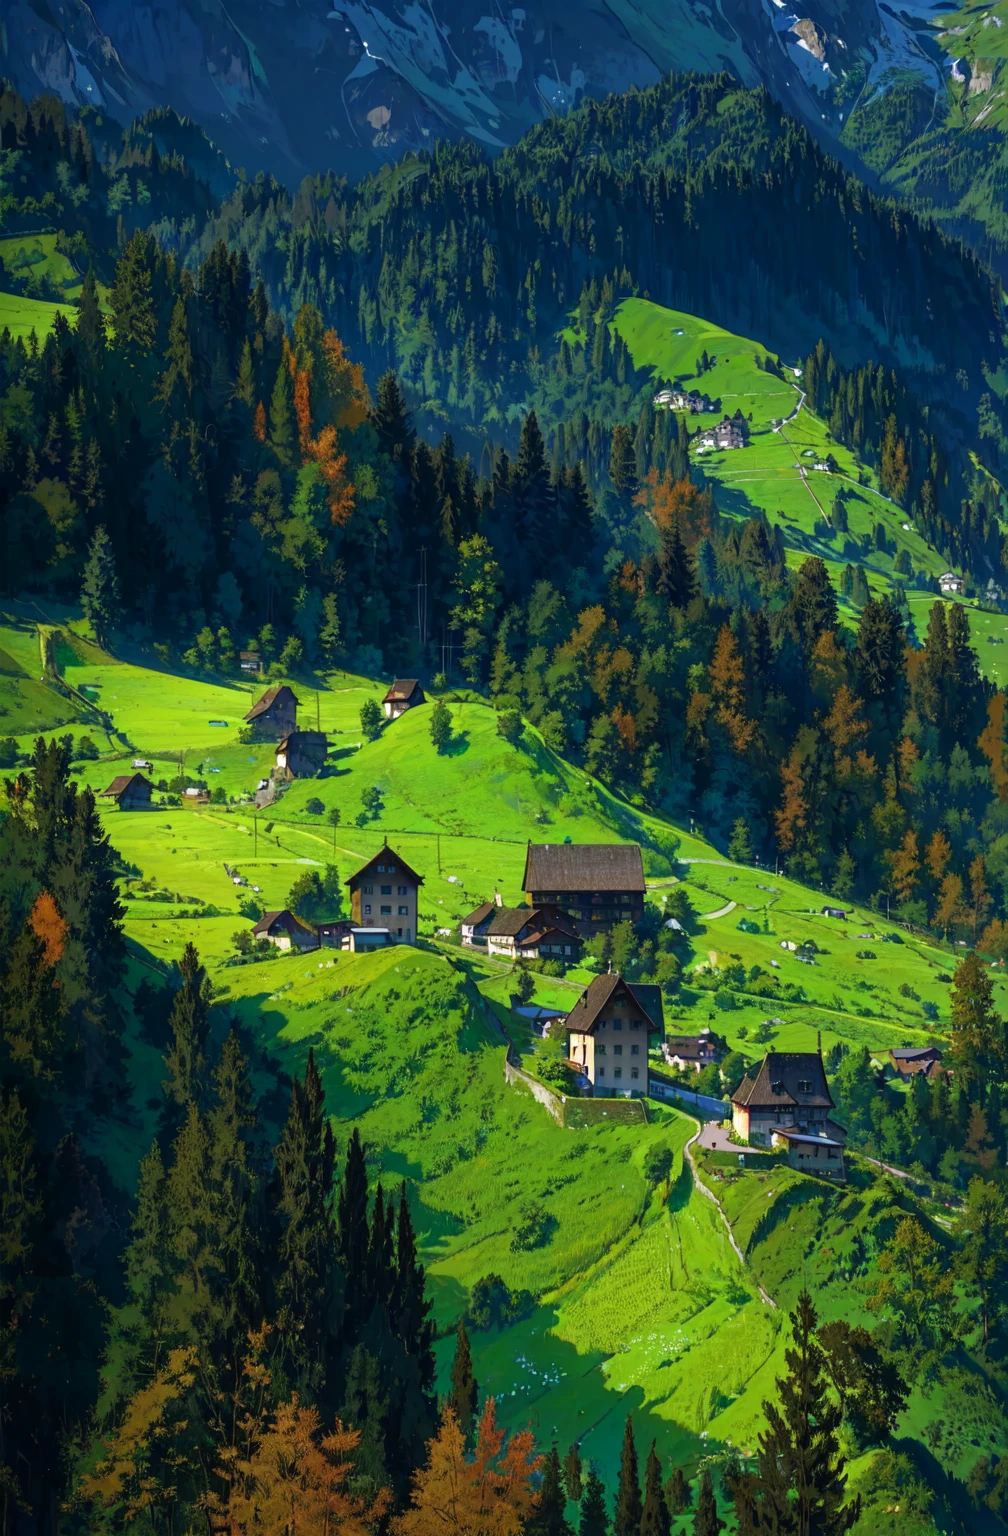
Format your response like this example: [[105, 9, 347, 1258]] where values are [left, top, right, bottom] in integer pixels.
[[0, 288, 77, 341]]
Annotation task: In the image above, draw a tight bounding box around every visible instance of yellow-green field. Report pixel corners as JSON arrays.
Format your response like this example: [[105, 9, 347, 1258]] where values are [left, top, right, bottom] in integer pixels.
[[0, 288, 76, 341]]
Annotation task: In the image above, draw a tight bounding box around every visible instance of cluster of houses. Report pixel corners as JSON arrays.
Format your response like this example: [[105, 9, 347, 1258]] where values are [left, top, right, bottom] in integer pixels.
[[251, 840, 424, 955], [654, 386, 716, 414], [695, 410, 751, 453]]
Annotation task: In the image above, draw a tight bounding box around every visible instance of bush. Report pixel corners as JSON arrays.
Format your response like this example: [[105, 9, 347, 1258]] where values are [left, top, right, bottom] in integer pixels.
[[430, 698, 453, 752], [306, 796, 325, 815], [495, 709, 523, 746], [467, 1274, 535, 1331], [359, 698, 383, 740], [857, 949, 877, 960], [232, 928, 253, 955], [75, 734, 100, 760], [510, 1202, 556, 1253], [713, 987, 737, 1011], [0, 737, 19, 769], [210, 786, 227, 804], [922, 1000, 939, 1021]]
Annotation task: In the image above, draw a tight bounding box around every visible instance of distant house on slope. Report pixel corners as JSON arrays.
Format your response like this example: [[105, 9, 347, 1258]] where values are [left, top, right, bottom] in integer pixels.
[[663, 1026, 724, 1073], [346, 841, 423, 943], [565, 972, 663, 1095], [252, 910, 318, 953], [99, 772, 153, 810], [245, 685, 298, 741], [382, 679, 425, 719], [461, 899, 499, 946], [731, 1047, 846, 1178], [485, 905, 582, 963], [522, 842, 646, 931], [939, 571, 965, 596], [275, 730, 328, 780], [887, 1045, 943, 1080]]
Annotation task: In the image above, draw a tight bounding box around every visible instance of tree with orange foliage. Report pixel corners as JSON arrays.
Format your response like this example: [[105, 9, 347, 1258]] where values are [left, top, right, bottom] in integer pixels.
[[708, 624, 755, 753], [935, 873, 967, 941], [823, 685, 869, 769], [969, 855, 993, 943], [28, 889, 68, 965], [775, 744, 808, 857], [224, 1396, 389, 1536], [925, 829, 952, 885], [395, 1400, 540, 1536], [253, 402, 266, 444], [886, 830, 920, 907]]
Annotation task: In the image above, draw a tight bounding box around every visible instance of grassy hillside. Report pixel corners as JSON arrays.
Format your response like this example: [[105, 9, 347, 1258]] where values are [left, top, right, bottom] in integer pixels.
[[0, 288, 76, 341]]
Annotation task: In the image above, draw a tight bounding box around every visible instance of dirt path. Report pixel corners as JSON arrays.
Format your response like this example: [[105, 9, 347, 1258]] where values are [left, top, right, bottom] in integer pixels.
[[683, 1119, 777, 1308], [700, 899, 737, 921]]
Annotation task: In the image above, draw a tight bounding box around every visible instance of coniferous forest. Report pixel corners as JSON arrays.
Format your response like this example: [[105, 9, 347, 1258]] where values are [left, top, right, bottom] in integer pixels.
[[8, 41, 1008, 1536]]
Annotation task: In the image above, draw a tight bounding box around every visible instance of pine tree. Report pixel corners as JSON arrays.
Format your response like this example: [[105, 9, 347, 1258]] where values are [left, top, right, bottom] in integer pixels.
[[641, 1443, 670, 1536], [615, 1413, 642, 1536], [365, 1182, 394, 1317], [75, 269, 106, 364], [448, 1319, 478, 1442], [693, 1470, 723, 1535], [748, 1290, 860, 1535], [657, 513, 696, 608], [340, 1343, 391, 1495], [390, 1180, 435, 1389], [665, 1467, 690, 1516], [158, 294, 194, 407], [162, 942, 212, 1127], [529, 1446, 574, 1536], [80, 525, 122, 648], [109, 231, 157, 359], [372, 371, 416, 465], [336, 1125, 370, 1338], [234, 338, 256, 409], [581, 1469, 609, 1536], [269, 355, 297, 468], [271, 1049, 337, 1391], [207, 1026, 261, 1319], [565, 1444, 584, 1500]]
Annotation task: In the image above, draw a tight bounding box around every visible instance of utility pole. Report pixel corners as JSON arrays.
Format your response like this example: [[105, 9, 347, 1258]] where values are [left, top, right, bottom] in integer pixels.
[[316, 690, 320, 731], [254, 815, 257, 857], [437, 833, 441, 876]]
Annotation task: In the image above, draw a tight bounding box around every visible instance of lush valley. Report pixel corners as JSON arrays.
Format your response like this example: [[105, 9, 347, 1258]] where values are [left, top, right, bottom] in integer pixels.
[[7, 49, 1008, 1536]]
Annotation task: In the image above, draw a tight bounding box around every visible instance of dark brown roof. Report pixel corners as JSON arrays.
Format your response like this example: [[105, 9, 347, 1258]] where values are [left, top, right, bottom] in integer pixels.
[[345, 843, 425, 888], [732, 1051, 834, 1111], [488, 904, 580, 939], [890, 1047, 942, 1063], [523, 842, 645, 894], [252, 909, 303, 938], [462, 901, 497, 927], [565, 972, 662, 1034], [100, 772, 152, 798], [245, 684, 299, 723], [382, 679, 424, 703]]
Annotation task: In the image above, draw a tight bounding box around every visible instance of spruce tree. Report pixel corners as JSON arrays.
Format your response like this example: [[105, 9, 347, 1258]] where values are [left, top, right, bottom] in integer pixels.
[[234, 338, 256, 409], [665, 1467, 689, 1516], [75, 269, 106, 364], [749, 1290, 860, 1535], [657, 513, 696, 609], [162, 942, 212, 1128], [448, 1318, 478, 1442], [565, 1443, 584, 1500], [371, 371, 416, 465], [80, 525, 122, 648], [207, 1026, 261, 1319], [641, 1442, 671, 1536], [581, 1469, 609, 1536], [269, 355, 296, 467], [270, 1049, 337, 1391], [390, 1180, 435, 1389], [365, 1182, 394, 1317], [336, 1125, 370, 1338], [693, 1470, 723, 1535], [615, 1413, 642, 1536], [529, 1445, 573, 1536]]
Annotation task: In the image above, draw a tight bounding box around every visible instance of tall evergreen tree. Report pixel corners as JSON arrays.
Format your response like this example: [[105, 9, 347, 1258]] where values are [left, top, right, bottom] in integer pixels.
[[693, 1470, 723, 1536], [390, 1180, 435, 1390], [80, 525, 122, 648], [365, 1182, 394, 1317], [448, 1318, 478, 1442], [270, 1049, 337, 1391], [162, 942, 212, 1127], [615, 1413, 642, 1536], [565, 1443, 584, 1500], [640, 1442, 671, 1536], [269, 355, 297, 468], [336, 1125, 370, 1338], [529, 1446, 574, 1536], [657, 512, 696, 608], [581, 1469, 609, 1536]]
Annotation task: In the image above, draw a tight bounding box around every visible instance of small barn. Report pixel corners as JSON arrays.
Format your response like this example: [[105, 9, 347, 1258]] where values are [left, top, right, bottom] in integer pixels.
[[317, 919, 353, 948], [276, 730, 328, 780], [99, 772, 154, 810], [342, 927, 394, 952], [382, 679, 425, 719], [252, 910, 318, 953], [244, 685, 299, 741]]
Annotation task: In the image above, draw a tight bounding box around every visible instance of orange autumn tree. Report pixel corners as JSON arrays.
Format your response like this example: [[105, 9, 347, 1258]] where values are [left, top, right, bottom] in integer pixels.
[[288, 306, 368, 528], [886, 830, 920, 907], [708, 624, 755, 753], [395, 1399, 540, 1536], [634, 470, 711, 544], [29, 889, 67, 965]]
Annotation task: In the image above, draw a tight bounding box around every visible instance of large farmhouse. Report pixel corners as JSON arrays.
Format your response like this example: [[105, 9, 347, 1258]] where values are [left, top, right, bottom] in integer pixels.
[[345, 841, 423, 943], [565, 972, 663, 1095], [245, 685, 299, 741], [731, 1049, 846, 1178], [522, 843, 646, 931]]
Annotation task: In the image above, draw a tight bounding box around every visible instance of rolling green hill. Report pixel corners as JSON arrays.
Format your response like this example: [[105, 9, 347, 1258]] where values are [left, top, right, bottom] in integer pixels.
[[0, 289, 77, 341]]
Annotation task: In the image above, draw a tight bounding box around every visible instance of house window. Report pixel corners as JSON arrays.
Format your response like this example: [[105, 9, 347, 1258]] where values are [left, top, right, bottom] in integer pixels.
[[381, 884, 392, 895], [614, 1044, 623, 1056], [363, 883, 373, 894], [614, 1067, 623, 1079], [613, 1020, 622, 1031], [398, 885, 407, 895], [597, 1044, 606, 1055], [631, 1044, 639, 1056], [631, 1068, 639, 1080], [364, 904, 372, 915], [630, 1020, 640, 1030], [615, 999, 626, 1008], [398, 905, 408, 916], [381, 904, 391, 915], [798, 1080, 811, 1093], [598, 1067, 605, 1078]]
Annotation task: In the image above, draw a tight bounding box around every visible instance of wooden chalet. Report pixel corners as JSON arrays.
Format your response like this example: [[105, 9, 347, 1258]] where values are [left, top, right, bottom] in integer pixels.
[[382, 679, 425, 719], [275, 729, 327, 780], [252, 910, 318, 953], [522, 842, 646, 931], [565, 972, 663, 1096], [485, 905, 582, 963], [663, 1027, 723, 1073], [461, 900, 498, 946], [99, 772, 153, 810], [345, 841, 423, 943], [244, 685, 299, 740], [731, 1048, 846, 1178], [888, 1046, 944, 1080]]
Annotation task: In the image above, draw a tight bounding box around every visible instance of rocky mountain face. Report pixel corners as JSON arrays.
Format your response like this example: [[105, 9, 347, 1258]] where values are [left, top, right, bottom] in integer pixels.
[[4, 0, 942, 183]]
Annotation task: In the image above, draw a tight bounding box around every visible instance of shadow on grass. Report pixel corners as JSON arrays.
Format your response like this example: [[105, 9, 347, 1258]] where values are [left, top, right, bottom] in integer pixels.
[[441, 730, 471, 757]]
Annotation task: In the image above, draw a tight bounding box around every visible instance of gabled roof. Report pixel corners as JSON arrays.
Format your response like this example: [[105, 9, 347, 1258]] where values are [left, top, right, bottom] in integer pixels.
[[345, 842, 425, 888], [488, 904, 580, 940], [252, 909, 311, 939], [732, 1051, 834, 1110], [462, 901, 497, 927], [890, 1046, 942, 1062], [100, 772, 152, 798], [382, 678, 423, 703], [245, 684, 299, 723], [522, 842, 646, 894], [565, 972, 662, 1033]]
